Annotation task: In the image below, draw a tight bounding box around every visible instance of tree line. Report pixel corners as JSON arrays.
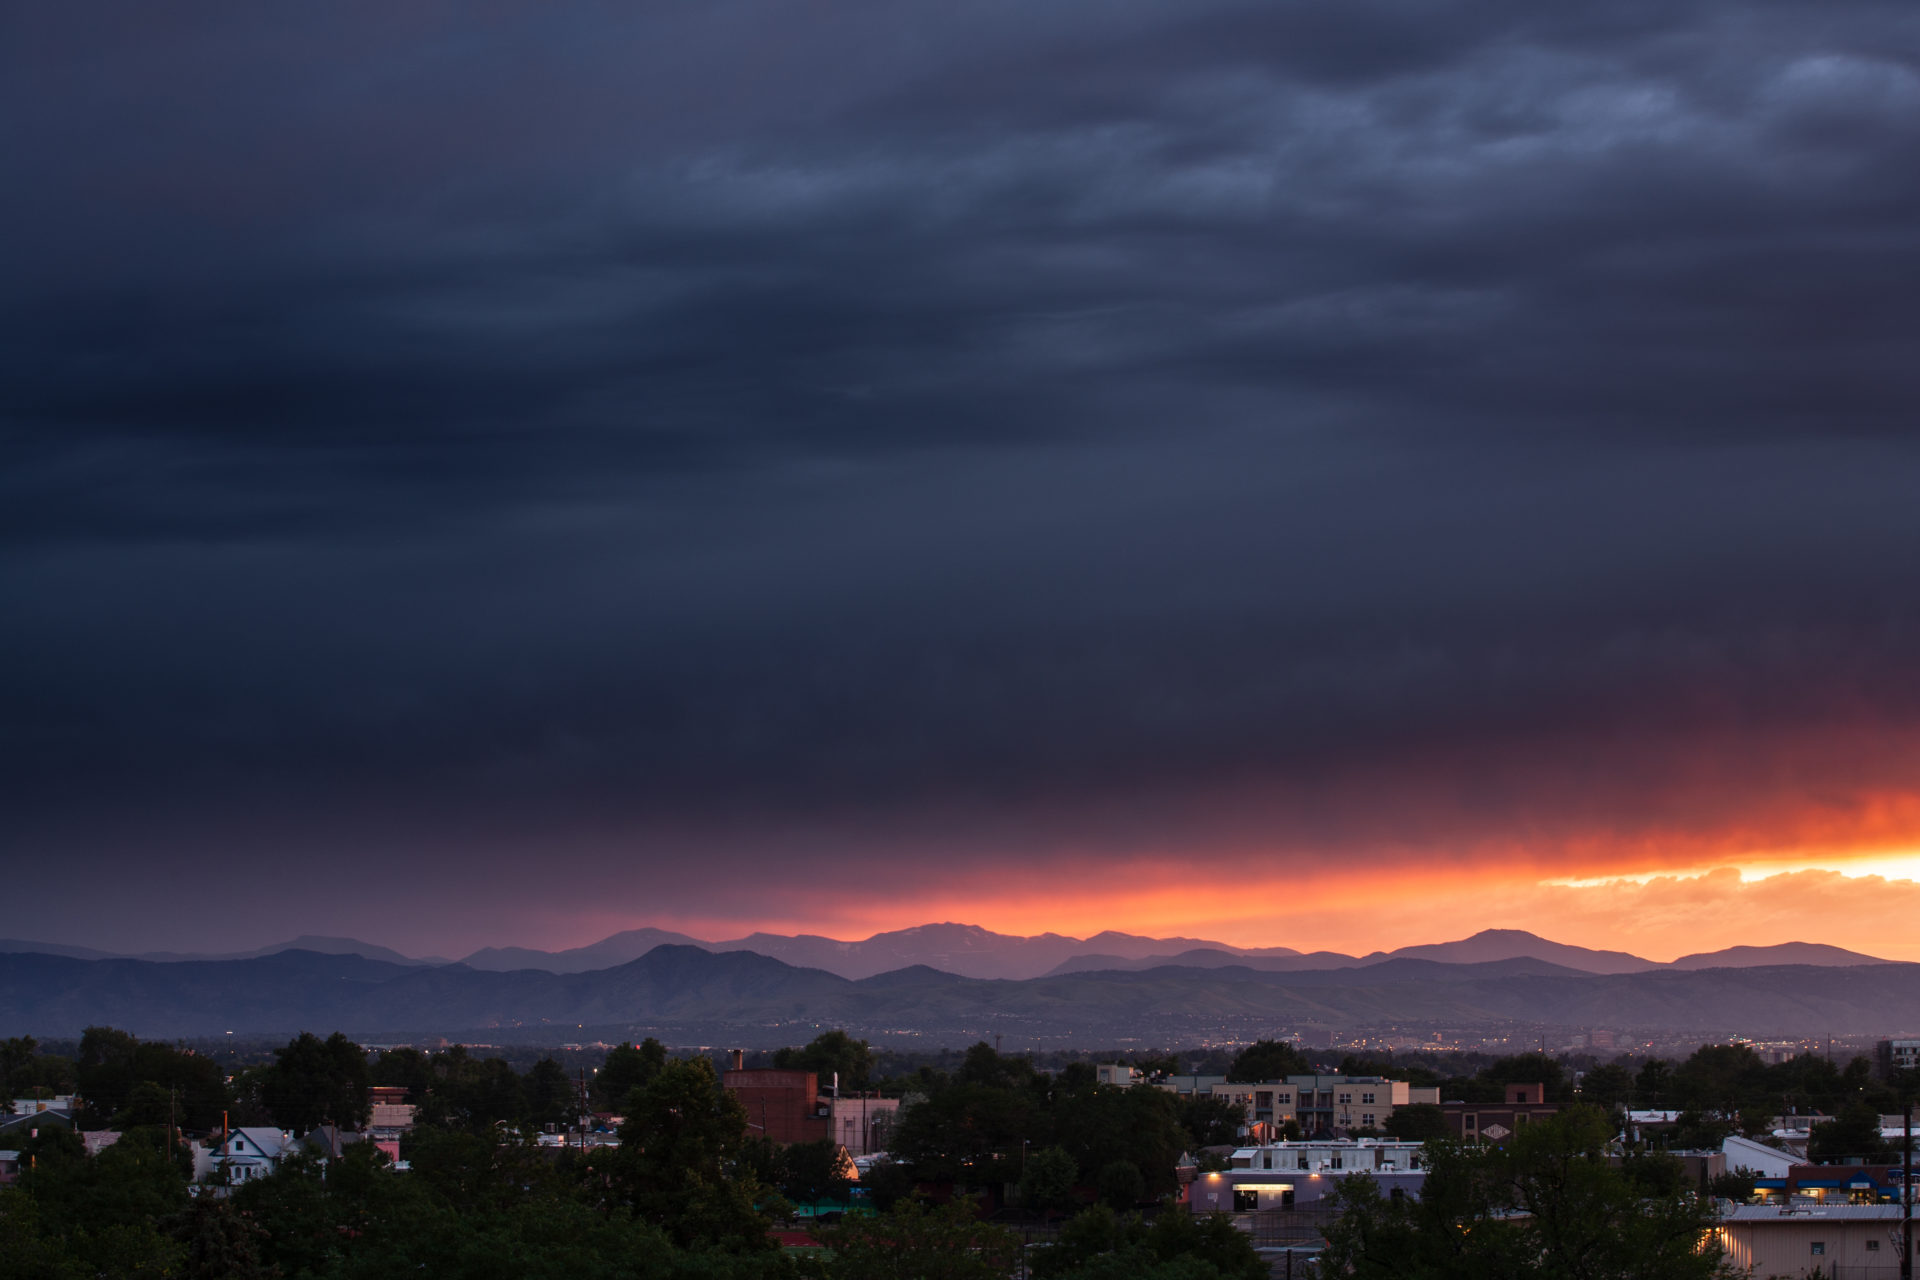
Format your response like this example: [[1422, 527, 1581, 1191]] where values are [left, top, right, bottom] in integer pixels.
[[1321, 1105, 1730, 1280], [0, 1028, 1275, 1280]]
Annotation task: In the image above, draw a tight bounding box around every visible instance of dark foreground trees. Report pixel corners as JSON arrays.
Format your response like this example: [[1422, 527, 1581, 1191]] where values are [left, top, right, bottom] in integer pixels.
[[259, 1032, 371, 1134], [814, 1198, 1021, 1280], [1028, 1205, 1266, 1280], [1320, 1105, 1730, 1280]]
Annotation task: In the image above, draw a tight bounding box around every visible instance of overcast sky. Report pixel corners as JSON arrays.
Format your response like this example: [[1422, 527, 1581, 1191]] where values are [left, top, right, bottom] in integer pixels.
[[6, 1, 1920, 959]]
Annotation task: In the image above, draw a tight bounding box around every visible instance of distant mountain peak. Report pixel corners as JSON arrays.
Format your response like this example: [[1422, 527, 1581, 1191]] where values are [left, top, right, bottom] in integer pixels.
[[1379, 931, 1656, 975], [1667, 941, 1895, 970]]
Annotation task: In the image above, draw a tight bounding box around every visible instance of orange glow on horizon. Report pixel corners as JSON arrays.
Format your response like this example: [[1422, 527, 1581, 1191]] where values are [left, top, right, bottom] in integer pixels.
[[506, 760, 1920, 965], [600, 795, 1920, 964]]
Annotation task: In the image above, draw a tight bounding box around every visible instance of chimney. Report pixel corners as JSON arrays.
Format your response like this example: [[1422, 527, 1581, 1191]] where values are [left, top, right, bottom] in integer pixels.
[[728, 1049, 745, 1072]]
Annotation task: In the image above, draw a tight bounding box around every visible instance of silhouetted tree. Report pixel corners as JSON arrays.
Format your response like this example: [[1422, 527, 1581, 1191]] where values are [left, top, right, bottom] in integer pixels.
[[1017, 1144, 1080, 1217], [522, 1057, 576, 1128], [1180, 1092, 1247, 1147], [1809, 1101, 1891, 1164], [1225, 1039, 1310, 1082], [1029, 1204, 1265, 1280], [1322, 1105, 1727, 1280], [611, 1056, 770, 1250], [1579, 1062, 1634, 1111], [815, 1197, 1022, 1280], [773, 1028, 874, 1090], [1382, 1102, 1448, 1142], [593, 1037, 666, 1110], [260, 1032, 369, 1133], [779, 1138, 853, 1205]]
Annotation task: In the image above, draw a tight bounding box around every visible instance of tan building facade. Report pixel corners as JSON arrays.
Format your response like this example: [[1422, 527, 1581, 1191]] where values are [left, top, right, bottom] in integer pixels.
[[1715, 1204, 1904, 1278], [1205, 1075, 1439, 1139], [825, 1094, 900, 1156]]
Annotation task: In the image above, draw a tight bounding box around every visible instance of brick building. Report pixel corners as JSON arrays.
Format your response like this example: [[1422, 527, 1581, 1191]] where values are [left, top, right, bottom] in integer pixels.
[[1440, 1082, 1558, 1141], [722, 1062, 831, 1145]]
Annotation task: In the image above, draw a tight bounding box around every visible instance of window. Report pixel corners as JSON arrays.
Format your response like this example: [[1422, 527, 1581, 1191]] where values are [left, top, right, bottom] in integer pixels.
[[1811, 1243, 1825, 1256], [1298, 1154, 1309, 1169], [1331, 1155, 1343, 1169], [1361, 1093, 1375, 1104], [1868, 1241, 1882, 1252], [1362, 1113, 1375, 1125]]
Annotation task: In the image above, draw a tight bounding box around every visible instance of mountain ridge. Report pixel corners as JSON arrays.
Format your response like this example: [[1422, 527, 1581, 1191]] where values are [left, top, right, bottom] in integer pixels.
[[1, 926, 1899, 983], [3, 944, 1918, 1042]]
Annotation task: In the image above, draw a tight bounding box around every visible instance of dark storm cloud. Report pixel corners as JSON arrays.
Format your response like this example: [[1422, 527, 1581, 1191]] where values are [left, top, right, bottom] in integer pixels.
[[6, 0, 1920, 937]]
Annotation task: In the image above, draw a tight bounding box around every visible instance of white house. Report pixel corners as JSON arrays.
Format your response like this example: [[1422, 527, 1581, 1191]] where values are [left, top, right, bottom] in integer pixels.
[[211, 1128, 297, 1184]]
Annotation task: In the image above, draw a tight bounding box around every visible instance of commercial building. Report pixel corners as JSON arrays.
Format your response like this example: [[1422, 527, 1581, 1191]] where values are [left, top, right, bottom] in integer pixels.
[[1440, 1083, 1558, 1140], [1750, 1164, 1918, 1205], [1876, 1040, 1920, 1077], [1188, 1139, 1427, 1212], [1722, 1134, 1795, 1179], [721, 1053, 899, 1152], [1715, 1204, 1906, 1278], [722, 1065, 832, 1145], [826, 1094, 900, 1156]]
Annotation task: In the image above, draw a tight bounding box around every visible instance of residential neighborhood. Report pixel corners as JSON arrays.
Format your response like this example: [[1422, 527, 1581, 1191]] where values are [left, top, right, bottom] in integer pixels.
[[7, 1023, 1920, 1277]]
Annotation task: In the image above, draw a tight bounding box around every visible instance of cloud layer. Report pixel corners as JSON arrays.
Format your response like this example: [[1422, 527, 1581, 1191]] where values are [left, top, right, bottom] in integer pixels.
[[6, 2, 1920, 955]]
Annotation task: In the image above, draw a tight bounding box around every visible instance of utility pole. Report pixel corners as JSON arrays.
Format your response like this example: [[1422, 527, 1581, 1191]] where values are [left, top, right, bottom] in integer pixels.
[[1903, 1097, 1912, 1280], [577, 1068, 591, 1152]]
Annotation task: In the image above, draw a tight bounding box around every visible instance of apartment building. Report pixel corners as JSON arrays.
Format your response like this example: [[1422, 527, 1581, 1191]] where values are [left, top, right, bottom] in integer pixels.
[[1156, 1073, 1437, 1138]]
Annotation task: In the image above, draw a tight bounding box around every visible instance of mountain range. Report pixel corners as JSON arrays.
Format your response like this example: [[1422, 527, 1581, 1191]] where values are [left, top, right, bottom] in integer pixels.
[[2, 943, 1917, 1043], [0, 934, 455, 967], [0, 924, 1891, 982]]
